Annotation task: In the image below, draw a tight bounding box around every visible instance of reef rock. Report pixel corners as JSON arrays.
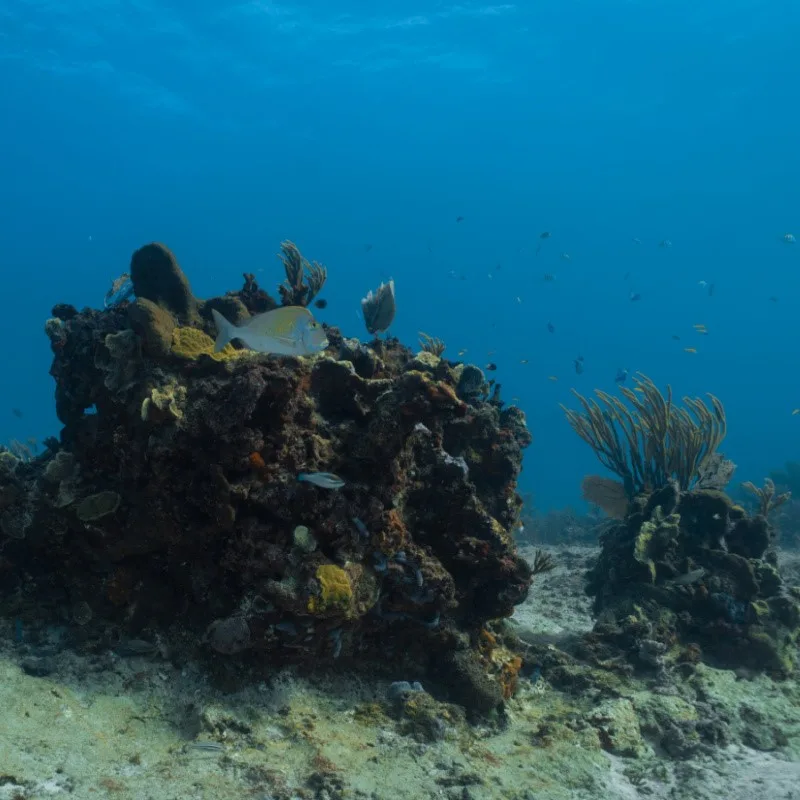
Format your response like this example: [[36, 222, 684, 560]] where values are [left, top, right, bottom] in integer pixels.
[[581, 484, 800, 676], [0, 243, 534, 714]]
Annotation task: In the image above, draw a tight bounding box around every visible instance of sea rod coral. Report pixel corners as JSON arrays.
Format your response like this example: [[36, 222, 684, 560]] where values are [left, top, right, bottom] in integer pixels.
[[0, 241, 534, 714]]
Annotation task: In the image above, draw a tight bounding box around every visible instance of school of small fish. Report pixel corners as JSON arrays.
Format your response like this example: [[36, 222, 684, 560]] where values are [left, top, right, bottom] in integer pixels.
[[432, 223, 799, 416]]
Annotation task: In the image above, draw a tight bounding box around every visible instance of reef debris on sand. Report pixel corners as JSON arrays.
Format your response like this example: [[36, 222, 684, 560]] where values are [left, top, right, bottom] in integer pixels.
[[0, 242, 534, 714]]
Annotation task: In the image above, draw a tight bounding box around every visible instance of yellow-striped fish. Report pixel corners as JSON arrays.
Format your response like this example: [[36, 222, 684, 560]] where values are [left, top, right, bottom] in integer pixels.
[[548, 376, 558, 382], [212, 307, 327, 356], [684, 347, 697, 354]]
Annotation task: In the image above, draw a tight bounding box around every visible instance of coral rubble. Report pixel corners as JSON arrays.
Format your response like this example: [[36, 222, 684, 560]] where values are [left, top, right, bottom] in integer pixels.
[[0, 243, 533, 714]]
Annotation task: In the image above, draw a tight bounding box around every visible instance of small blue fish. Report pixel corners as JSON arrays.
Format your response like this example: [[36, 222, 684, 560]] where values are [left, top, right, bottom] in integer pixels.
[[298, 472, 345, 490], [352, 518, 370, 539], [614, 368, 628, 384]]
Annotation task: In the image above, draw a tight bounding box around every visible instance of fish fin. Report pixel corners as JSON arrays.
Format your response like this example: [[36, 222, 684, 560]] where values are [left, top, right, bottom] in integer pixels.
[[211, 309, 235, 353]]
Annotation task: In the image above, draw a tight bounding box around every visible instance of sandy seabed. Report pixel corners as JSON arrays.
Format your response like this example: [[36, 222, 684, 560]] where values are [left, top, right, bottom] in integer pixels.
[[1, 545, 799, 800]]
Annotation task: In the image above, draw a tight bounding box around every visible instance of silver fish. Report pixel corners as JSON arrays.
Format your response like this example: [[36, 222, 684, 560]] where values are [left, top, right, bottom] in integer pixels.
[[186, 742, 224, 753], [115, 639, 158, 657], [667, 567, 706, 586], [298, 472, 345, 489], [211, 306, 328, 356]]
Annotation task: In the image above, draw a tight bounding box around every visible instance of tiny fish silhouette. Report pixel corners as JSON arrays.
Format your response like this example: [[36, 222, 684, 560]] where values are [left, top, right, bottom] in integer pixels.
[[547, 322, 555, 333], [298, 472, 345, 489], [666, 567, 706, 586], [456, 216, 465, 223]]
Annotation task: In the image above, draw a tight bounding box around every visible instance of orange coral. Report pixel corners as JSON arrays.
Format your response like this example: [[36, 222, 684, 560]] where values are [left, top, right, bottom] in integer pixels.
[[376, 508, 407, 553], [499, 656, 523, 700], [478, 628, 497, 654], [249, 452, 266, 470]]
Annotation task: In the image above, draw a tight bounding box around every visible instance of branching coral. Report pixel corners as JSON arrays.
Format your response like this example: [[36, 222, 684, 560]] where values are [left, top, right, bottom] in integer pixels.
[[562, 373, 726, 496], [418, 332, 446, 357], [742, 478, 791, 518], [530, 549, 555, 576], [277, 240, 327, 307]]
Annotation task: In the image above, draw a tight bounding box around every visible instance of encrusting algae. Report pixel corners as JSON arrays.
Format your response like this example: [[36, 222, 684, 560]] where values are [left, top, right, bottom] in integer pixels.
[[171, 325, 243, 361]]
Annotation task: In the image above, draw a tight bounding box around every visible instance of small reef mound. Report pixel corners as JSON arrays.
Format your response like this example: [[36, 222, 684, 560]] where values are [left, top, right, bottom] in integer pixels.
[[563, 374, 800, 677], [0, 242, 534, 715]]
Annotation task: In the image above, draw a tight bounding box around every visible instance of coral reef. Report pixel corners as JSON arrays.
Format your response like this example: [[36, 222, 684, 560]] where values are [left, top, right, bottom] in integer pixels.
[[0, 243, 534, 715], [579, 483, 800, 676], [563, 376, 800, 677]]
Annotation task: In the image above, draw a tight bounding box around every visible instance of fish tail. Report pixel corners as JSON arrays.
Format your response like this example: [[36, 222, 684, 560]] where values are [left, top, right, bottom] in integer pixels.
[[211, 309, 235, 353]]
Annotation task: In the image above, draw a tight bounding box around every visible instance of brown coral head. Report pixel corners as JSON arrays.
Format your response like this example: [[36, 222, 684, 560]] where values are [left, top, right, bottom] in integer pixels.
[[130, 243, 198, 320]]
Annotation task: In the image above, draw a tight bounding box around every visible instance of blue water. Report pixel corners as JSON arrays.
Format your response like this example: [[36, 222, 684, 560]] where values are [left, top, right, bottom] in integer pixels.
[[1, 1, 798, 510]]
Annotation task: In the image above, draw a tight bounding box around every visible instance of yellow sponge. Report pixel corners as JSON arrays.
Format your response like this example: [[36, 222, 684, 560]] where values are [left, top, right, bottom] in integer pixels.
[[308, 564, 353, 614]]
